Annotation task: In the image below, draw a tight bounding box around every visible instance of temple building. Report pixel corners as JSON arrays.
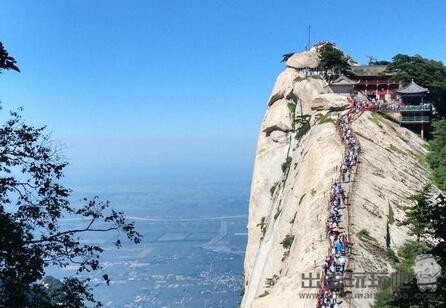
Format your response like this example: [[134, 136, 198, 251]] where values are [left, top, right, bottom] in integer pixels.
[[329, 67, 433, 139], [329, 74, 358, 94], [328, 65, 400, 101], [397, 80, 432, 139], [350, 65, 399, 101]]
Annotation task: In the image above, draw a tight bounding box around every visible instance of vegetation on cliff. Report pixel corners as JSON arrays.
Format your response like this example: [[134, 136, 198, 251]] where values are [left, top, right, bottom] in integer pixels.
[[426, 120, 446, 190], [375, 114, 446, 306], [398, 184, 433, 241], [375, 185, 446, 307], [374, 241, 429, 307], [317, 44, 351, 79], [348, 51, 446, 307]]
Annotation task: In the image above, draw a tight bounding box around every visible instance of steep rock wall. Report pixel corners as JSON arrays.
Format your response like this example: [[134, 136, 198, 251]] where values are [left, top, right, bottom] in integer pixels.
[[348, 112, 428, 307], [242, 56, 428, 308]]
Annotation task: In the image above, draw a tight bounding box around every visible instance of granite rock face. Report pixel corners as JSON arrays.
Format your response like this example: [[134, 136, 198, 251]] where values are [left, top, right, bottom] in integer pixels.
[[241, 50, 428, 308]]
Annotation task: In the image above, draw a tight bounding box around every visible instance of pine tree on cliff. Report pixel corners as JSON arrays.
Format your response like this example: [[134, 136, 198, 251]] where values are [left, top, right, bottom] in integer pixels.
[[426, 120, 446, 190], [317, 44, 351, 81], [378, 188, 446, 307], [398, 184, 433, 241]]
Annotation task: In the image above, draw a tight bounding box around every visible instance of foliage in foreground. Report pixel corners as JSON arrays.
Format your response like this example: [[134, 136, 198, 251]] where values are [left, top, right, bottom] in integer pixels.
[[0, 42, 141, 307], [374, 186, 446, 307], [0, 42, 20, 72], [0, 110, 142, 307]]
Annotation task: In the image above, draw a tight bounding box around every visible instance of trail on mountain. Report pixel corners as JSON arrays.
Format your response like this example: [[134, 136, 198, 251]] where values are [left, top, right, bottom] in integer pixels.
[[317, 99, 378, 308]]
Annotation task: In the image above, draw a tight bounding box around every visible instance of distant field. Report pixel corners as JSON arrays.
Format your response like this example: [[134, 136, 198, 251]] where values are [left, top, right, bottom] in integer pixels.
[[155, 232, 216, 242], [186, 232, 216, 241], [54, 182, 250, 307], [157, 232, 189, 241]]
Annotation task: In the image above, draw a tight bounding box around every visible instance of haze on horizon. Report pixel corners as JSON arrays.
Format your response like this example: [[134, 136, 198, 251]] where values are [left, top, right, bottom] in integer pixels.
[[1, 0, 445, 184]]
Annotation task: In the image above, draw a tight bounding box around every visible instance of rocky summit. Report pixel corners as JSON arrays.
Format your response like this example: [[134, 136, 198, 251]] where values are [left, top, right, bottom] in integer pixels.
[[241, 47, 429, 308]]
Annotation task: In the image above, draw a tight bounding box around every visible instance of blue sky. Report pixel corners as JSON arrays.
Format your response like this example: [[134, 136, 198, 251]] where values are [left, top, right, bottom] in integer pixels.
[[0, 0, 445, 185]]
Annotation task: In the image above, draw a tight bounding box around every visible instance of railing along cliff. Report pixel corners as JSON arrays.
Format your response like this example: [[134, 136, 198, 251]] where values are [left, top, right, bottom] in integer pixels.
[[317, 99, 377, 308]]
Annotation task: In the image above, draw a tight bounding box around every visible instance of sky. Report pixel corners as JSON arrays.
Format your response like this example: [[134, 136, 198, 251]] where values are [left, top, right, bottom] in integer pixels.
[[0, 0, 445, 186]]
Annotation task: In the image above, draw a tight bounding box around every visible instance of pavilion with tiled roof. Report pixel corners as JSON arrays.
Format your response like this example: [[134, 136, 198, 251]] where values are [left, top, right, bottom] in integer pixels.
[[396, 80, 432, 138], [397, 79, 429, 96], [329, 74, 358, 94]]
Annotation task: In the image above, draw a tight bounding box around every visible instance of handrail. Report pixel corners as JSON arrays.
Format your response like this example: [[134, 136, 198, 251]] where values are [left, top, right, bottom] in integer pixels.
[[379, 104, 432, 113], [317, 99, 366, 308], [401, 115, 431, 122], [400, 105, 432, 111]]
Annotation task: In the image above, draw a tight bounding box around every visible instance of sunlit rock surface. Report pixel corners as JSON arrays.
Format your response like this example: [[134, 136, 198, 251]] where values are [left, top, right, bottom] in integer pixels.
[[242, 50, 428, 308]]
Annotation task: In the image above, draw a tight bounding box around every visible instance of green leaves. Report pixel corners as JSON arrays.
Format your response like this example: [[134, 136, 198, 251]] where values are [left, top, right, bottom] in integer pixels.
[[399, 184, 433, 241], [318, 45, 351, 77], [387, 54, 446, 117], [0, 110, 141, 307], [0, 41, 140, 306], [374, 162, 446, 307], [0, 42, 20, 73], [280, 233, 295, 249], [426, 120, 446, 190]]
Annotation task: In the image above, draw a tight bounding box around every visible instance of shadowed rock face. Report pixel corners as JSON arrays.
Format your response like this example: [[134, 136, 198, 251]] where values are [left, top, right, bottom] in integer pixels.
[[242, 51, 428, 308], [285, 48, 320, 70], [311, 94, 351, 111], [262, 98, 293, 137]]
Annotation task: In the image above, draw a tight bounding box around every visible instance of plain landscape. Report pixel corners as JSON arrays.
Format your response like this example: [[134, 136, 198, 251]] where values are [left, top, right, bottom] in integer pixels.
[[46, 178, 249, 307]]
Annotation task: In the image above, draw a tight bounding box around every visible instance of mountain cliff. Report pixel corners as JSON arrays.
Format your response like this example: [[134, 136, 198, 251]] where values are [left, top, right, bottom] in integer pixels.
[[241, 48, 428, 308]]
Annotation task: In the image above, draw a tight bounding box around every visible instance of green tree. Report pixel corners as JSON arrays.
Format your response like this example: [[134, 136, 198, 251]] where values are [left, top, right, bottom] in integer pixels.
[[27, 276, 98, 307], [398, 184, 433, 241], [387, 54, 446, 117], [374, 194, 446, 307], [426, 120, 446, 190], [369, 60, 391, 66], [280, 234, 295, 249], [374, 241, 430, 308], [0, 42, 141, 307], [0, 42, 20, 72], [318, 45, 351, 79]]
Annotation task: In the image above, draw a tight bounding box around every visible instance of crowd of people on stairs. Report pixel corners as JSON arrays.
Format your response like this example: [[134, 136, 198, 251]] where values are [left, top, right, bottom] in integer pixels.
[[316, 98, 378, 308]]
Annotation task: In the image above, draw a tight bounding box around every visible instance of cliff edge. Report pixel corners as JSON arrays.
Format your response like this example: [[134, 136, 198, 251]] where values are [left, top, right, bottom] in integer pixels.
[[241, 48, 428, 308]]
